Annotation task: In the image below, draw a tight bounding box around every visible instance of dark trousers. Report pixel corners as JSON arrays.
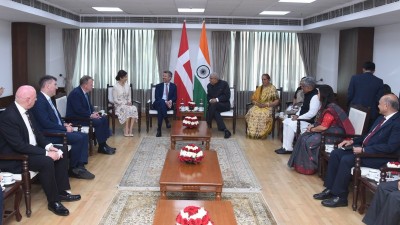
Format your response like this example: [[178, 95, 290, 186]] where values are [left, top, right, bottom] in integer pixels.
[[363, 181, 400, 225], [207, 102, 229, 130], [28, 153, 70, 203], [0, 190, 3, 225], [153, 100, 170, 129], [92, 116, 111, 144], [47, 132, 89, 168], [324, 149, 391, 199]]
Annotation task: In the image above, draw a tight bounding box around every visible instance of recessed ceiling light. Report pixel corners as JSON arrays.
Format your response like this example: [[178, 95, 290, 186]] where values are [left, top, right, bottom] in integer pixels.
[[279, 0, 316, 3], [260, 11, 290, 15], [92, 7, 123, 12], [178, 8, 205, 13]]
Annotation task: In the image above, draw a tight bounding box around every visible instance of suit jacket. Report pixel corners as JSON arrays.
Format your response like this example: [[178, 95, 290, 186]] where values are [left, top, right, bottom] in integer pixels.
[[354, 112, 400, 155], [0, 103, 49, 172], [207, 80, 231, 109], [66, 87, 94, 118], [347, 72, 384, 119], [31, 92, 67, 133], [154, 82, 177, 103]]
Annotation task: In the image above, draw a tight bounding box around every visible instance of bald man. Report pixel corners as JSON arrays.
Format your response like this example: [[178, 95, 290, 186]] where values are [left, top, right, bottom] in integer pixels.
[[0, 85, 80, 216]]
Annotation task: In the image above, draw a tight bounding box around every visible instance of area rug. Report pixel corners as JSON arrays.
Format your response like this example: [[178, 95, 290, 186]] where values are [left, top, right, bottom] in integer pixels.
[[99, 191, 276, 225], [119, 137, 261, 192]]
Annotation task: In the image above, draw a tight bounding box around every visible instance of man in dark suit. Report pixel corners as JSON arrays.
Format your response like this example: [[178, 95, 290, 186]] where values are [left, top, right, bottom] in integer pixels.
[[362, 180, 400, 225], [207, 72, 231, 139], [31, 75, 94, 179], [0, 85, 81, 216], [153, 70, 177, 137], [347, 61, 384, 126], [313, 94, 400, 207], [66, 75, 115, 155]]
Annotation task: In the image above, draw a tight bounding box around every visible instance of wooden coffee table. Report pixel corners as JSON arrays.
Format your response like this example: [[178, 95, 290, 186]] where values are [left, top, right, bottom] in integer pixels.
[[2, 181, 22, 222], [153, 199, 237, 225], [159, 150, 223, 200], [170, 120, 211, 150]]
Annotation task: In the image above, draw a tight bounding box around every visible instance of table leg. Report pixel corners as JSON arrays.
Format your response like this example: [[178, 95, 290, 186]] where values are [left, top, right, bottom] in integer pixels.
[[206, 140, 210, 150], [215, 192, 222, 201], [14, 187, 22, 221], [171, 138, 176, 150]]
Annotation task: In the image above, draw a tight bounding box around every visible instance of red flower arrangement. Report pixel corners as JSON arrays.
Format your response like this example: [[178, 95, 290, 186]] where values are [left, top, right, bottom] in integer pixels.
[[175, 205, 213, 225], [182, 116, 199, 128], [188, 101, 196, 111], [179, 144, 204, 164], [387, 161, 400, 168]]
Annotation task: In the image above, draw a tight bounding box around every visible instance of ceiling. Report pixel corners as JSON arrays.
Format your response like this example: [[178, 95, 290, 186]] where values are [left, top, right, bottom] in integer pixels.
[[1, 0, 400, 31], [43, 0, 353, 18]]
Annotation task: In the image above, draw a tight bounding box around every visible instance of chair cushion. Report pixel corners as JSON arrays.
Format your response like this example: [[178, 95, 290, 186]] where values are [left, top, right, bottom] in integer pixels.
[[221, 110, 233, 117], [149, 110, 174, 115], [12, 171, 39, 181]]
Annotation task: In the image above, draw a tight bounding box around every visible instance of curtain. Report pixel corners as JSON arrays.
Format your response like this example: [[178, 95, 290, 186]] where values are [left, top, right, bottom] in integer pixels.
[[228, 31, 306, 115], [62, 29, 79, 93], [154, 30, 172, 80], [297, 33, 321, 78], [73, 29, 159, 109], [211, 31, 231, 80]]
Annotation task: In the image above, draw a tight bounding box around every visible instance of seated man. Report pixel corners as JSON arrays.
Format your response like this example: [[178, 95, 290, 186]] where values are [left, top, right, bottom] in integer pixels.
[[153, 70, 177, 137], [0, 85, 80, 216], [31, 75, 94, 179], [66, 75, 116, 155], [313, 94, 400, 207], [362, 180, 400, 225], [206, 72, 231, 139], [275, 77, 320, 154]]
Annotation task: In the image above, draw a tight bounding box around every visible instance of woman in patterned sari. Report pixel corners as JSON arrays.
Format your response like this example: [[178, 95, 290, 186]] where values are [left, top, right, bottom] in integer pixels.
[[287, 85, 354, 175], [245, 74, 280, 139]]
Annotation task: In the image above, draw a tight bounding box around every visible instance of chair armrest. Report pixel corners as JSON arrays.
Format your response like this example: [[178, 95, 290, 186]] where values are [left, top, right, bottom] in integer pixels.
[[297, 118, 314, 123], [245, 102, 253, 114], [0, 154, 28, 161], [322, 132, 362, 140]]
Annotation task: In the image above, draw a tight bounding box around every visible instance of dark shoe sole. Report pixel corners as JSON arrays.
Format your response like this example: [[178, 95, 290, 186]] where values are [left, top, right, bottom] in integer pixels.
[[48, 206, 69, 216], [313, 193, 333, 200], [275, 149, 292, 154], [321, 199, 348, 208]]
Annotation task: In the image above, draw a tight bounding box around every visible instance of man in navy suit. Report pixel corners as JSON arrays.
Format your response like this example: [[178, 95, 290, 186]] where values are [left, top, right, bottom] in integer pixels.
[[0, 85, 80, 216], [66, 75, 115, 155], [313, 94, 400, 207], [153, 70, 177, 137], [363, 180, 400, 225], [348, 61, 384, 126], [31, 75, 94, 179]]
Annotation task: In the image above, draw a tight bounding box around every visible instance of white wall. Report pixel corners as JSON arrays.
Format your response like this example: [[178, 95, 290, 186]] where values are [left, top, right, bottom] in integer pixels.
[[0, 19, 12, 97], [374, 22, 400, 96], [316, 30, 340, 92], [46, 26, 65, 87]]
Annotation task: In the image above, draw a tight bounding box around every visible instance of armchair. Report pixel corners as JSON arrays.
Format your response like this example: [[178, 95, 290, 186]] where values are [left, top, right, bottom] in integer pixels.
[[106, 84, 141, 134]]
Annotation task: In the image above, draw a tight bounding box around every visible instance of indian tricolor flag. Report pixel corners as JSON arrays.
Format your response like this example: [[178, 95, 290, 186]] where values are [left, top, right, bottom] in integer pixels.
[[193, 21, 211, 113], [174, 21, 193, 111]]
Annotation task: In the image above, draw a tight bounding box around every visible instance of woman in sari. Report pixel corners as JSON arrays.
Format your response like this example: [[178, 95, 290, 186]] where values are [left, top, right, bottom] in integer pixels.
[[287, 85, 355, 175], [245, 74, 280, 139]]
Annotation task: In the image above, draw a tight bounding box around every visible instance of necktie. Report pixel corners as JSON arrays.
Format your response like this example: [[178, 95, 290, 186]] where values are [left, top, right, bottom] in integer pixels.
[[362, 117, 386, 146], [85, 93, 92, 114], [165, 83, 169, 97], [48, 99, 62, 125], [25, 111, 35, 133]]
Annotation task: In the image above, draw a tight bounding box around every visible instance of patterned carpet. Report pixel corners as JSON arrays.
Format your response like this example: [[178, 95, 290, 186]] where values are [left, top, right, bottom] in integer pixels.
[[119, 137, 262, 192], [99, 191, 277, 225]]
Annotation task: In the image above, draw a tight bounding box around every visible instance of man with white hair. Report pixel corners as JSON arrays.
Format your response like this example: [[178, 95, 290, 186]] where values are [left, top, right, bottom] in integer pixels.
[[0, 85, 80, 216], [275, 77, 320, 154]]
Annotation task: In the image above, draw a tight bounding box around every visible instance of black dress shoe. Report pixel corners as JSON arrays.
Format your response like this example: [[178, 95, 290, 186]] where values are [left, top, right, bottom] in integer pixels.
[[224, 129, 231, 139], [98, 146, 114, 155], [105, 143, 116, 150], [48, 201, 69, 216], [69, 168, 95, 180], [275, 148, 292, 154], [313, 188, 333, 200], [156, 130, 162, 137], [105, 146, 116, 154], [321, 197, 348, 208], [59, 192, 81, 202]]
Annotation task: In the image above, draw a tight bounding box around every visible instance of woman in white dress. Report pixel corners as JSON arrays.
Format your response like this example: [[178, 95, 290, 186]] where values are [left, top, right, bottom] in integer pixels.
[[113, 70, 138, 137]]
